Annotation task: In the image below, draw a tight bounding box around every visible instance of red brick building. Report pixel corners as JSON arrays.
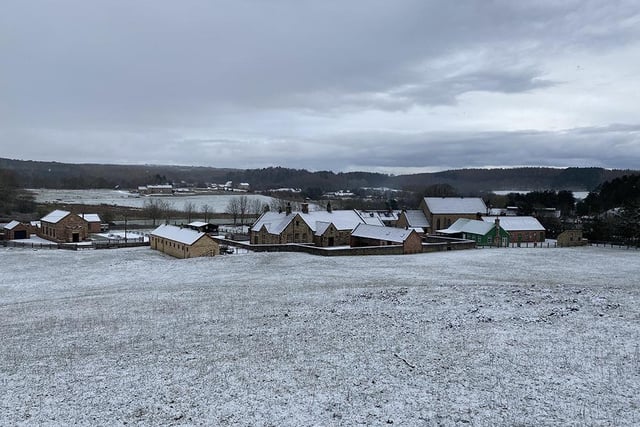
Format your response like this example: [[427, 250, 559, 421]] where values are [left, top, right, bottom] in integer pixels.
[[39, 210, 89, 243]]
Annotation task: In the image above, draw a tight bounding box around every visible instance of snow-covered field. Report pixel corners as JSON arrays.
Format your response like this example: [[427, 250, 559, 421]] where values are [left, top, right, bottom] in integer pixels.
[[1, 246, 638, 425]]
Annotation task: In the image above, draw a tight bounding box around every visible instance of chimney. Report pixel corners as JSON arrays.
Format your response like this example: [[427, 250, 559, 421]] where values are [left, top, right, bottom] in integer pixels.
[[301, 203, 309, 214], [285, 203, 292, 215], [476, 212, 482, 220], [326, 201, 332, 213]]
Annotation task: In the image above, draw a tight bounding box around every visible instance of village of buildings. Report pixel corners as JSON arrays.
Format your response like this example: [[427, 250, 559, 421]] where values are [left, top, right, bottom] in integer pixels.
[[2, 180, 588, 259]]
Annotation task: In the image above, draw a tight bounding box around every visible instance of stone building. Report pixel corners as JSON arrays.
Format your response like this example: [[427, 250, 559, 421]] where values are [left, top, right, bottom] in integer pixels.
[[3, 221, 32, 240], [350, 223, 423, 254], [150, 224, 220, 259], [420, 197, 488, 232], [250, 203, 382, 246], [39, 210, 89, 243], [482, 216, 546, 244], [557, 229, 587, 247], [396, 209, 431, 234]]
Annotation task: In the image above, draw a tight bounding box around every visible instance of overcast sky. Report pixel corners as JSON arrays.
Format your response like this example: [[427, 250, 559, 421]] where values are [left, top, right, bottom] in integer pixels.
[[2, 1, 639, 174]]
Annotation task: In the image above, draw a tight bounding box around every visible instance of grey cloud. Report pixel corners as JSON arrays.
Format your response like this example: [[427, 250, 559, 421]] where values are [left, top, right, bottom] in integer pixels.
[[1, 1, 639, 172]]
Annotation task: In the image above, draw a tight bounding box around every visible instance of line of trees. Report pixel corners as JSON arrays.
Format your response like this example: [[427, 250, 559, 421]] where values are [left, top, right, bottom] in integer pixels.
[[578, 174, 640, 245], [225, 196, 270, 225]]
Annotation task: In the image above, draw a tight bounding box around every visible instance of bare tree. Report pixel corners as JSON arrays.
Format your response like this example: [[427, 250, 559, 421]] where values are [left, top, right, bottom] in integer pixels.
[[143, 198, 173, 226], [238, 195, 249, 225], [184, 201, 196, 223], [249, 198, 264, 216], [226, 197, 241, 225], [201, 203, 211, 223]]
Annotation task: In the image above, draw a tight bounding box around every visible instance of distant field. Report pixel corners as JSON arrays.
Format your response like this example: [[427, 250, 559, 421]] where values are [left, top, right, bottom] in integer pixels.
[[1, 246, 638, 425], [30, 188, 277, 212]]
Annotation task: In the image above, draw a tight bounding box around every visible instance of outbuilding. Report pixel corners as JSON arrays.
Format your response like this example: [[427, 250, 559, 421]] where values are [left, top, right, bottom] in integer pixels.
[[482, 216, 546, 244], [350, 223, 423, 254], [150, 224, 220, 258], [3, 220, 31, 240], [437, 218, 510, 247]]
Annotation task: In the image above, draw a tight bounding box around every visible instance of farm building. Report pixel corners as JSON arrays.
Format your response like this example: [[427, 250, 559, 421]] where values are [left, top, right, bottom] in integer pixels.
[[39, 210, 89, 243], [420, 197, 488, 232], [437, 218, 510, 247], [250, 203, 382, 246], [3, 220, 32, 240], [482, 216, 546, 243], [80, 213, 104, 233], [350, 224, 423, 254], [396, 209, 430, 234], [557, 229, 587, 247], [186, 221, 219, 234], [150, 224, 220, 259], [356, 210, 400, 227]]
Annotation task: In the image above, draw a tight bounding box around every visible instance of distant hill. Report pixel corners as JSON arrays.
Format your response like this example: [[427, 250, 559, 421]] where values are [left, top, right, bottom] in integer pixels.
[[0, 158, 636, 194]]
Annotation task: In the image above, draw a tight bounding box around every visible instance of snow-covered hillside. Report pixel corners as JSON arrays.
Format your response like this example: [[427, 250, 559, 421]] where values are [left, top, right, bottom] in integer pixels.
[[1, 246, 638, 425]]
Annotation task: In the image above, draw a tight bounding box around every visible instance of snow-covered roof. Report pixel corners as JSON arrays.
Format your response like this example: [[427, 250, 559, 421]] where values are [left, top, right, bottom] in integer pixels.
[[150, 224, 209, 245], [314, 221, 332, 236], [402, 210, 431, 228], [188, 221, 209, 227], [424, 197, 487, 214], [41, 210, 72, 224], [482, 216, 545, 231], [81, 214, 102, 223], [3, 220, 22, 230], [438, 218, 495, 235], [252, 209, 377, 235], [351, 224, 416, 243]]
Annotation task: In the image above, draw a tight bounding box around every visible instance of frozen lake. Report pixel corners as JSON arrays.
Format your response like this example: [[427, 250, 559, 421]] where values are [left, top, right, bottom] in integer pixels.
[[1, 246, 638, 425], [29, 188, 279, 212]]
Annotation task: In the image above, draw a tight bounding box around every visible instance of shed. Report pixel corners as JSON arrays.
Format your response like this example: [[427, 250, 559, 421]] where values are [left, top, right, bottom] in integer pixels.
[[187, 221, 219, 234], [3, 220, 31, 240], [80, 213, 104, 233]]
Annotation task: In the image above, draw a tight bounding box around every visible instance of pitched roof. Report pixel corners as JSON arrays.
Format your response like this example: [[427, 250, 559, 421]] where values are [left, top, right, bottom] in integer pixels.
[[188, 221, 209, 227], [402, 210, 431, 228], [41, 210, 72, 224], [424, 197, 487, 215], [482, 216, 545, 232], [314, 221, 333, 236], [251, 209, 377, 235], [438, 218, 495, 235], [150, 224, 209, 245], [3, 220, 22, 230], [80, 213, 102, 223], [351, 224, 416, 243]]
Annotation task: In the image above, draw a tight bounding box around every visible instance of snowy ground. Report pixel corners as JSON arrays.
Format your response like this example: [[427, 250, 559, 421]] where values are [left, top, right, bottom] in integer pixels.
[[1, 246, 638, 425]]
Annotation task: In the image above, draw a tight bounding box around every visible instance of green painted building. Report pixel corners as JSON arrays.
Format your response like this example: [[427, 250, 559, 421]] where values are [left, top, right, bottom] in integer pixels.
[[437, 218, 510, 247]]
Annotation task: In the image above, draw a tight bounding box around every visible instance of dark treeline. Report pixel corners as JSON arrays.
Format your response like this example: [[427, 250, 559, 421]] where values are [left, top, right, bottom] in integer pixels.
[[0, 169, 36, 217], [1, 158, 635, 194], [577, 174, 640, 244]]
